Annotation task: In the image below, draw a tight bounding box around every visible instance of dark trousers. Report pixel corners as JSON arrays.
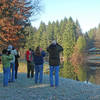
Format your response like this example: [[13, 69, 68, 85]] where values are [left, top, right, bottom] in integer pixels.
[[27, 61, 34, 78], [15, 66, 18, 79]]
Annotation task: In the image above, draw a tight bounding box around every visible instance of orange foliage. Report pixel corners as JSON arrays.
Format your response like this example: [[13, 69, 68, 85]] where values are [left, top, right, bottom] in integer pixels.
[[70, 46, 86, 74], [0, 0, 32, 48]]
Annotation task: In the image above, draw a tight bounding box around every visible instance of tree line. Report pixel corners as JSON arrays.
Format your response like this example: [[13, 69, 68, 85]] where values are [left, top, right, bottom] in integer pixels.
[[0, 0, 100, 81], [23, 17, 100, 81]]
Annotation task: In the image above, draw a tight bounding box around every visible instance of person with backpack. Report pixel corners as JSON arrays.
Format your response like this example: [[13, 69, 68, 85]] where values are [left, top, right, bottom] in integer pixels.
[[26, 48, 34, 78], [1, 49, 13, 86], [8, 45, 17, 82], [47, 40, 63, 87], [34, 46, 46, 84]]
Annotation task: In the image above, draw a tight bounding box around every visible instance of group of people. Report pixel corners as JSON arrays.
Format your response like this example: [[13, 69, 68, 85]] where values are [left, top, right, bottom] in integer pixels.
[[26, 47, 46, 84], [26, 40, 63, 87], [1, 45, 19, 87], [1, 40, 63, 87]]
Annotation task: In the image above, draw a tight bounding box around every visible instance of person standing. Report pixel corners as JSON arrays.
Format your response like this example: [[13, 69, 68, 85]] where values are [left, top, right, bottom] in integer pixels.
[[47, 40, 63, 87], [15, 49, 20, 79], [26, 48, 34, 78], [8, 45, 17, 82], [34, 46, 45, 84], [1, 49, 13, 86], [31, 49, 35, 77]]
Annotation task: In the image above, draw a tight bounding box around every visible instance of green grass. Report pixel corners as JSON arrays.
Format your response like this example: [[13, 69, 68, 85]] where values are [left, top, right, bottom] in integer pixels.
[[0, 60, 49, 73], [0, 64, 2, 72]]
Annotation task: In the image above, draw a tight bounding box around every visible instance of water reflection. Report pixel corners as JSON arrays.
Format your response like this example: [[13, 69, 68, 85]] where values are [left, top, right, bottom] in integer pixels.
[[60, 60, 100, 85], [87, 66, 100, 85]]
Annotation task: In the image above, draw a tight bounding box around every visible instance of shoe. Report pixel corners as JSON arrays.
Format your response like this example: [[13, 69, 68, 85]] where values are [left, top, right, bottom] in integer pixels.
[[3, 85, 8, 87], [50, 85, 54, 87], [8, 80, 12, 83], [35, 82, 38, 84], [55, 85, 58, 88]]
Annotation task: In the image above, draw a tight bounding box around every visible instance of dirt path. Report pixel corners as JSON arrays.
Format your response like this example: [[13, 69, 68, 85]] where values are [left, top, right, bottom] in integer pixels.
[[0, 73, 100, 100]]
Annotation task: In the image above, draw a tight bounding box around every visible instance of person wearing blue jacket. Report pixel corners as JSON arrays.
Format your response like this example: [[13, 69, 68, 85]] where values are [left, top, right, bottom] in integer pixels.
[[34, 46, 46, 84]]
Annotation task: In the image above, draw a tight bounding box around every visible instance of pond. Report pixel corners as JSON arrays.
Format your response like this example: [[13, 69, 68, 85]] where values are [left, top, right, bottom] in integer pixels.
[[86, 54, 100, 85], [59, 59, 100, 85], [87, 66, 100, 85]]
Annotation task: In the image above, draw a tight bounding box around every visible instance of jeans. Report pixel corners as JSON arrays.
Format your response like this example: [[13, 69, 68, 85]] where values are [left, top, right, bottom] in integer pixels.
[[3, 67, 10, 86], [9, 62, 15, 82], [35, 64, 43, 84], [49, 66, 59, 86]]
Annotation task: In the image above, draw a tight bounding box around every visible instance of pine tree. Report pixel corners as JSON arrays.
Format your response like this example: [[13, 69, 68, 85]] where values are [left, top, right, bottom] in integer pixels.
[[63, 17, 76, 59], [75, 19, 82, 39], [60, 17, 77, 79]]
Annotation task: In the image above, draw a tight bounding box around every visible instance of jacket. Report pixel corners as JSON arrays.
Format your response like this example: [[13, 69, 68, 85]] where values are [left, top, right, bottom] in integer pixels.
[[26, 50, 32, 61], [34, 51, 45, 65], [2, 54, 13, 68], [47, 43, 63, 66]]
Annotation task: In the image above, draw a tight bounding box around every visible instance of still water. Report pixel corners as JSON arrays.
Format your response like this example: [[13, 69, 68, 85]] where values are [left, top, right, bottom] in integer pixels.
[[87, 66, 100, 85], [87, 56, 100, 85], [59, 59, 100, 85]]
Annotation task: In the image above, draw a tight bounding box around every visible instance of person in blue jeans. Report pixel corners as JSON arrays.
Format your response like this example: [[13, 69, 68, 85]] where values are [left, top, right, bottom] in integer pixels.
[[47, 40, 63, 87], [1, 49, 13, 87], [34, 46, 46, 84], [8, 45, 17, 82]]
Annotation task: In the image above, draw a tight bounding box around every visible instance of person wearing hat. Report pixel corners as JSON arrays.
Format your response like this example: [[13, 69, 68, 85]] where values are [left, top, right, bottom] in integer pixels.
[[8, 45, 17, 82], [47, 40, 63, 87], [1, 49, 13, 86]]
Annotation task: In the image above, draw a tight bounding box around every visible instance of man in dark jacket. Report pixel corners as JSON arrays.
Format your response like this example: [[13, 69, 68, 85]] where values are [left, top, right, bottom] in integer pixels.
[[47, 40, 63, 87]]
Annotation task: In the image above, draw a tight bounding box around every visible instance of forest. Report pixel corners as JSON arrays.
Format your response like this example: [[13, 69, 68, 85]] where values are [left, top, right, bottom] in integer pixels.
[[23, 17, 100, 81], [0, 0, 100, 82]]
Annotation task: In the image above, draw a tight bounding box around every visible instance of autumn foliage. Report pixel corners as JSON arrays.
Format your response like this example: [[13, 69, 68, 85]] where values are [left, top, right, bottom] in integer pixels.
[[0, 0, 40, 48], [70, 45, 86, 74]]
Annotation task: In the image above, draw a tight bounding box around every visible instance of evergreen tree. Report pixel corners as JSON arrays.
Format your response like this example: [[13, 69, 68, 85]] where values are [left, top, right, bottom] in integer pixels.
[[59, 18, 67, 44], [63, 17, 76, 59], [33, 21, 46, 48], [75, 19, 82, 39], [23, 25, 37, 49], [88, 28, 96, 40], [53, 20, 60, 42], [46, 21, 55, 44], [60, 61, 76, 79], [60, 17, 77, 79], [76, 36, 86, 52]]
